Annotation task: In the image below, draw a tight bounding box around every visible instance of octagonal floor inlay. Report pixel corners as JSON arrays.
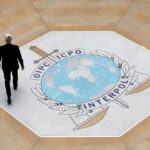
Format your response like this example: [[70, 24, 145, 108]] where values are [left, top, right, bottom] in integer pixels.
[[0, 31, 150, 137]]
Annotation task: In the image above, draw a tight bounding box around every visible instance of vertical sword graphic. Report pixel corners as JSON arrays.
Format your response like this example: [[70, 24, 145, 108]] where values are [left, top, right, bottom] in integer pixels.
[[30, 46, 150, 129]]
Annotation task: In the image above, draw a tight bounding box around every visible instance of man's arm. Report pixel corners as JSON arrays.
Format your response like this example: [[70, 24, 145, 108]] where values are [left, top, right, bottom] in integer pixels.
[[17, 46, 24, 70]]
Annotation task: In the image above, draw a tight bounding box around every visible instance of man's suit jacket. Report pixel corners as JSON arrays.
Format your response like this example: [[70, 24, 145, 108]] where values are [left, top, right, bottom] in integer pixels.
[[0, 44, 24, 70]]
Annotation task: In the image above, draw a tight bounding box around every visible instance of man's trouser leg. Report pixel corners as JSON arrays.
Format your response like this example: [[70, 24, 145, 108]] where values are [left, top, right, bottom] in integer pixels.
[[12, 69, 18, 89], [3, 70, 11, 98]]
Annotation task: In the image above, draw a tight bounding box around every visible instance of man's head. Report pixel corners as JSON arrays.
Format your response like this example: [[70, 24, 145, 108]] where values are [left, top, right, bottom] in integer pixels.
[[5, 33, 13, 44]]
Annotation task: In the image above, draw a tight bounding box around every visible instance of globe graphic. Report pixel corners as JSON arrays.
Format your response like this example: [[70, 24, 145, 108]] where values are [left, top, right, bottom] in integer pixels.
[[41, 54, 121, 104]]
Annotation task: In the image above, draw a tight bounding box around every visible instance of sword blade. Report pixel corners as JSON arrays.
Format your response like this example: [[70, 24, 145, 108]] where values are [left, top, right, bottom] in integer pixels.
[[114, 98, 129, 108], [30, 46, 48, 58]]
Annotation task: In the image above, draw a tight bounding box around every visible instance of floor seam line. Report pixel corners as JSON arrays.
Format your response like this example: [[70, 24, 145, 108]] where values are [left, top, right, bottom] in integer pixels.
[[114, 0, 136, 30], [30, 0, 50, 30], [30, 137, 40, 150]]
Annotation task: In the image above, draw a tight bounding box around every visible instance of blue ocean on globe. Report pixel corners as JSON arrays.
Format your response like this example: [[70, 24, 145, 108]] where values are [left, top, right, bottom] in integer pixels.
[[41, 54, 121, 104]]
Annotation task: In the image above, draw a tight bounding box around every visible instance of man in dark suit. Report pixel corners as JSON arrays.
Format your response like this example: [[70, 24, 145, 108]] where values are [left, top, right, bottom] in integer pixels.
[[0, 34, 24, 105]]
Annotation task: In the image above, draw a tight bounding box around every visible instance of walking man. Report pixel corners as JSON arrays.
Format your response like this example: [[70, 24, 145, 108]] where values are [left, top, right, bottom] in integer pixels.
[[0, 34, 24, 105]]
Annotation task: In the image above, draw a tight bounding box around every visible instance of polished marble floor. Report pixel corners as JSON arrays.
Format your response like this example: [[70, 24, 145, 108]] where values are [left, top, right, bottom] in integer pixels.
[[0, 0, 150, 149]]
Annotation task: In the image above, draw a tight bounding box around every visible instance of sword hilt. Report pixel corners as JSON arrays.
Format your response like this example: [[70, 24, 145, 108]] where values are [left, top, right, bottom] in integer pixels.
[[30, 46, 59, 64]]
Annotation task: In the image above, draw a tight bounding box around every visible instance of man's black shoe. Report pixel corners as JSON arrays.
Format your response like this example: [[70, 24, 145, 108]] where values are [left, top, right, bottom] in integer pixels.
[[7, 97, 11, 105], [14, 86, 18, 90]]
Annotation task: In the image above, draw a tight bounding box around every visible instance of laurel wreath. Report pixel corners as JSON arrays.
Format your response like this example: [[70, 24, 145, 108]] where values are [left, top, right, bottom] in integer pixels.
[[31, 50, 138, 116]]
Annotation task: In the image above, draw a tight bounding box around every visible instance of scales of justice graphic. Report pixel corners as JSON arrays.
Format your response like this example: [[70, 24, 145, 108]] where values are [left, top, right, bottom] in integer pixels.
[[29, 46, 150, 131]]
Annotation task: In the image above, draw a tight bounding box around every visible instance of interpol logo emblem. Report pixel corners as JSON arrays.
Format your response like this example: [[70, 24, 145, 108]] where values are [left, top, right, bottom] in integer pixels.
[[30, 46, 149, 130]]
